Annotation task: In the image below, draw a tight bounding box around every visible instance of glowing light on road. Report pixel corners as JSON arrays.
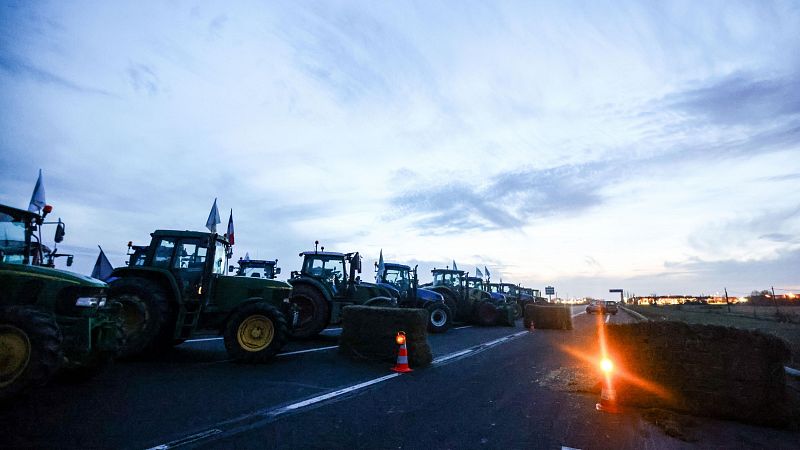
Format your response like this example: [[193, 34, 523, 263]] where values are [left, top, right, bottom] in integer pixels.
[[395, 331, 406, 345]]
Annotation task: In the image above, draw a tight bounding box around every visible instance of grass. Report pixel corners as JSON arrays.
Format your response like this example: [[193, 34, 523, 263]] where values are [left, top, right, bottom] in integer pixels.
[[629, 304, 800, 366]]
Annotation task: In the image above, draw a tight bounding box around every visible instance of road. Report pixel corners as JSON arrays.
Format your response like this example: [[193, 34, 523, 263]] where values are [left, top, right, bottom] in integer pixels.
[[3, 306, 798, 449]]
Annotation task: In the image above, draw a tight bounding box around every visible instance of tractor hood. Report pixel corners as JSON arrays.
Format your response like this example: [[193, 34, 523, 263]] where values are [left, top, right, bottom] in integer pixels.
[[417, 287, 444, 303], [489, 292, 507, 303], [0, 262, 107, 288]]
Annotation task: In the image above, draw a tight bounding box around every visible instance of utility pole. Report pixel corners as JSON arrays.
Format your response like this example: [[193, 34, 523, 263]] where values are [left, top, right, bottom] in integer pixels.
[[724, 287, 730, 313], [772, 286, 779, 313]]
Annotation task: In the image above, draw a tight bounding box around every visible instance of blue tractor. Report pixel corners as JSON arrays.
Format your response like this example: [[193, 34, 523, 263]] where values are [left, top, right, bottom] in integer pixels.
[[376, 263, 452, 333]]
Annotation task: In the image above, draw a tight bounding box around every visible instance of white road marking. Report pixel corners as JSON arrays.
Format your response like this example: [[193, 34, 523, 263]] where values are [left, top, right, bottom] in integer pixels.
[[146, 330, 528, 449], [453, 325, 473, 330], [562, 446, 582, 450], [571, 310, 585, 318], [184, 337, 223, 343], [605, 314, 611, 324], [277, 346, 338, 357], [321, 327, 342, 333]]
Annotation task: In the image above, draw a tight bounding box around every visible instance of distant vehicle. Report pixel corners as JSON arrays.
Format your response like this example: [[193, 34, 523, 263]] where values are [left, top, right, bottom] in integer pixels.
[[585, 300, 618, 315], [235, 258, 280, 279]]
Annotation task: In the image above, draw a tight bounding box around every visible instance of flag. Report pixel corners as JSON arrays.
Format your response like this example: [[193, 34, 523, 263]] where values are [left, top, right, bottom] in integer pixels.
[[476, 267, 483, 278], [376, 249, 385, 282], [206, 198, 221, 233], [244, 252, 250, 261], [452, 260, 458, 271], [484, 266, 491, 278], [91, 246, 114, 281], [28, 169, 46, 212], [226, 209, 235, 245]]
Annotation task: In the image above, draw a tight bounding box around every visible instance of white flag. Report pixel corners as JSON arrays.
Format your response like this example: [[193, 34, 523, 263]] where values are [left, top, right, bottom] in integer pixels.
[[91, 246, 114, 281], [206, 198, 221, 233], [244, 252, 250, 261], [376, 249, 385, 282], [476, 267, 483, 278], [484, 266, 491, 278], [452, 260, 458, 271], [28, 169, 46, 212]]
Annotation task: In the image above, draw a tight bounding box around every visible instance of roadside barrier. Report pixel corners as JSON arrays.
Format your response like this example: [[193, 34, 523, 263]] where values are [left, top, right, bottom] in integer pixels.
[[339, 306, 432, 368], [606, 321, 792, 426], [523, 304, 573, 330]]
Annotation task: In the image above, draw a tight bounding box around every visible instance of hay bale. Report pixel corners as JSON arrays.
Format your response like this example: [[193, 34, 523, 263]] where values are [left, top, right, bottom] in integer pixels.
[[606, 321, 792, 426], [338, 306, 432, 368], [524, 304, 573, 330]]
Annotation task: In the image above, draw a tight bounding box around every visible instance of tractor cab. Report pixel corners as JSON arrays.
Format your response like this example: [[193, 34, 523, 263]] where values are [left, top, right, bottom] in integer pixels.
[[235, 259, 280, 279], [466, 276, 485, 291], [431, 269, 465, 289]]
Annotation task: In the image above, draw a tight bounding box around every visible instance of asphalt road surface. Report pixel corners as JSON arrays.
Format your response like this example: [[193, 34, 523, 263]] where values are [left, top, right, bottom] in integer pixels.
[[3, 306, 798, 449]]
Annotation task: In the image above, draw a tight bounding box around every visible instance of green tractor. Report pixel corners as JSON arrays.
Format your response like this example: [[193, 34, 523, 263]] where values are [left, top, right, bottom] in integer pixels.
[[1, 203, 123, 400], [234, 258, 280, 280], [287, 242, 396, 338], [423, 268, 514, 326], [108, 230, 296, 362], [487, 282, 525, 319]]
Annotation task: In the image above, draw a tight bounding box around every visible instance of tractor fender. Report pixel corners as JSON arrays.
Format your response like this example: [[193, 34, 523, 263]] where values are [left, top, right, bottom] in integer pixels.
[[109, 267, 181, 304], [287, 278, 333, 304], [413, 288, 446, 308]]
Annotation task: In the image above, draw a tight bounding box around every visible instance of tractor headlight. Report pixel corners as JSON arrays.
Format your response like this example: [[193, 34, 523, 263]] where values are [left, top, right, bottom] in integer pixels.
[[75, 296, 106, 307]]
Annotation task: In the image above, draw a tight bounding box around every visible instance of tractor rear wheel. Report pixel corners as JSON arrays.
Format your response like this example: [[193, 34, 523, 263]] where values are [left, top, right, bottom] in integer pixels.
[[0, 306, 63, 400], [288, 284, 329, 339], [108, 277, 174, 358], [475, 301, 499, 326], [425, 302, 452, 334], [224, 302, 288, 363]]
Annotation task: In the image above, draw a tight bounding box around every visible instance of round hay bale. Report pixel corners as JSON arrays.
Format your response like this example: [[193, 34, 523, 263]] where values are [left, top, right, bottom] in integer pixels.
[[524, 304, 573, 330], [338, 306, 432, 368]]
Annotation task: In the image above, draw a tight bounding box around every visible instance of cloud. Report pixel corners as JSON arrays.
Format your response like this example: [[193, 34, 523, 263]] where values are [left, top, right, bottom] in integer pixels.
[[126, 62, 161, 96], [393, 161, 611, 233], [666, 72, 800, 125], [0, 54, 114, 96]]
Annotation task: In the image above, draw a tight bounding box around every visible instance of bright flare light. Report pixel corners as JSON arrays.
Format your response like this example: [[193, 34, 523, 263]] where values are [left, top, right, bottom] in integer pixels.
[[600, 358, 614, 374], [395, 331, 406, 345]]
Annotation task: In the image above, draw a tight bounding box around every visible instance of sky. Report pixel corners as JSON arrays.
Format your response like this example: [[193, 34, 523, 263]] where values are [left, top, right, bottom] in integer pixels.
[[1, 0, 798, 299]]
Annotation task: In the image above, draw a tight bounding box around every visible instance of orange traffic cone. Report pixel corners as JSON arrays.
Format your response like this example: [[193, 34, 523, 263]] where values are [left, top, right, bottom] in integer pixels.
[[595, 379, 619, 413], [392, 331, 413, 373]]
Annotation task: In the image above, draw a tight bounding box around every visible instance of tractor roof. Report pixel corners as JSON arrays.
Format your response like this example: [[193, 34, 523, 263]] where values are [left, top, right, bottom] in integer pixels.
[[151, 229, 230, 244], [500, 283, 517, 288], [0, 203, 39, 221], [384, 262, 410, 271], [238, 259, 276, 267], [431, 268, 465, 275], [299, 251, 345, 258], [466, 276, 482, 281]]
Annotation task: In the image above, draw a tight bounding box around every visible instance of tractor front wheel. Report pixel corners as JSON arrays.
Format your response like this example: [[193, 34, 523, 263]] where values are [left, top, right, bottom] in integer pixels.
[[288, 285, 330, 339], [475, 301, 499, 326], [0, 306, 63, 400], [224, 302, 288, 363], [425, 302, 452, 334], [60, 318, 125, 382]]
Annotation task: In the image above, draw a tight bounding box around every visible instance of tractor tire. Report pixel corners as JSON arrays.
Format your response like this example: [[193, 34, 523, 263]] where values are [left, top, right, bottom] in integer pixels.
[[288, 284, 330, 339], [59, 319, 125, 382], [0, 306, 63, 401], [108, 277, 174, 358], [475, 301, 499, 326], [224, 302, 288, 363], [425, 303, 452, 334], [512, 302, 523, 320]]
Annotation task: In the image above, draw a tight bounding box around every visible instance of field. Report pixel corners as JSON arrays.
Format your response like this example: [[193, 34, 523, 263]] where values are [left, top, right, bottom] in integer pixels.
[[629, 304, 800, 366]]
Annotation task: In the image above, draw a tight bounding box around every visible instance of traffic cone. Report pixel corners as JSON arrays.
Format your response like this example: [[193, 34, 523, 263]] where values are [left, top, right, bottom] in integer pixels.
[[392, 332, 413, 373], [595, 379, 619, 413]]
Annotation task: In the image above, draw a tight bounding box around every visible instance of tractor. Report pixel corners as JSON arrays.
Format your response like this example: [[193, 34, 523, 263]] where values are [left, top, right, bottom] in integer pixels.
[[287, 242, 396, 338], [234, 258, 280, 280], [1, 203, 123, 400], [375, 262, 452, 333], [487, 282, 527, 319], [423, 268, 514, 326], [108, 230, 296, 362]]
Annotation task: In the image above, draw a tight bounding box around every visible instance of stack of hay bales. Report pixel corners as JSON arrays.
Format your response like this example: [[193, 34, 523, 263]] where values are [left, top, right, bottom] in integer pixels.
[[338, 306, 432, 368], [523, 304, 573, 330], [607, 321, 792, 426]]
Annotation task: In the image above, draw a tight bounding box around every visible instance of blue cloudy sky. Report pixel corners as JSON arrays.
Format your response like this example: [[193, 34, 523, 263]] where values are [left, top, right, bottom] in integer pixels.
[[1, 1, 798, 299]]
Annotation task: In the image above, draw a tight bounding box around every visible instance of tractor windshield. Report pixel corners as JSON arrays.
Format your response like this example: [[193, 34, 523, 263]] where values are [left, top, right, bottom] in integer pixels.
[[383, 267, 409, 290], [213, 240, 227, 275], [237, 262, 275, 279], [303, 255, 345, 281], [0, 212, 29, 263], [433, 272, 460, 287], [469, 279, 484, 290]]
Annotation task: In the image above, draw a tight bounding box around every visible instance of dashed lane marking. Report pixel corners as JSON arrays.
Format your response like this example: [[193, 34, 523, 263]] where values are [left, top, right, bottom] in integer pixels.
[[453, 325, 473, 330], [144, 330, 529, 449], [276, 345, 338, 357], [605, 314, 611, 324], [184, 337, 223, 343]]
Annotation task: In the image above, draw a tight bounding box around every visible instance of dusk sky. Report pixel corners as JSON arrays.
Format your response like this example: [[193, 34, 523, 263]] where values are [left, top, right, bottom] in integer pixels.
[[1, 1, 798, 299]]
